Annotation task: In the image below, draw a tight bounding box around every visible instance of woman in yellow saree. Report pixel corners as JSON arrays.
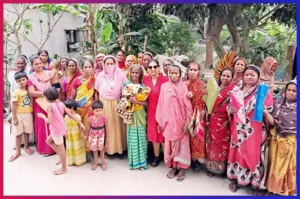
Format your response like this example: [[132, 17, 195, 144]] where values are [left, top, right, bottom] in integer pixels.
[[70, 59, 95, 153]]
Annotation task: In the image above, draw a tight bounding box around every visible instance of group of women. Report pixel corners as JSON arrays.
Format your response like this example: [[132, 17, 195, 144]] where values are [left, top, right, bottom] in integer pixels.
[[7, 49, 296, 196]]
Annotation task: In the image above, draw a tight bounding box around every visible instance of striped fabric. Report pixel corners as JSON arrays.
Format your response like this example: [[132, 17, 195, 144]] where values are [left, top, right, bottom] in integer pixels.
[[127, 108, 148, 170], [65, 114, 87, 166]]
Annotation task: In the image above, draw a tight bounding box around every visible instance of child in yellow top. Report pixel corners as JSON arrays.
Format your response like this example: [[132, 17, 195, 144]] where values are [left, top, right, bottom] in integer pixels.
[[64, 99, 87, 166], [9, 72, 34, 162]]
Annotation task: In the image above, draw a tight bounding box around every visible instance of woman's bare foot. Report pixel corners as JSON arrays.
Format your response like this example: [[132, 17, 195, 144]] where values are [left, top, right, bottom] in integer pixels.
[[207, 172, 215, 178], [53, 169, 67, 175], [9, 153, 21, 162], [91, 163, 97, 170], [24, 148, 34, 155]]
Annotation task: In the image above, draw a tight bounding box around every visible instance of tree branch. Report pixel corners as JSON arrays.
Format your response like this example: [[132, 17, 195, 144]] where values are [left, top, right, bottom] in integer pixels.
[[238, 4, 283, 33], [39, 4, 70, 49], [4, 19, 15, 30], [286, 28, 296, 49], [7, 38, 18, 46], [19, 32, 40, 50], [4, 8, 19, 16], [12, 4, 20, 15]]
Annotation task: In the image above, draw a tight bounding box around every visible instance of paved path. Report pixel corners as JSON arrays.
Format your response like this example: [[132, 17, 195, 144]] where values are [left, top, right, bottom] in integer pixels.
[[3, 120, 248, 195]]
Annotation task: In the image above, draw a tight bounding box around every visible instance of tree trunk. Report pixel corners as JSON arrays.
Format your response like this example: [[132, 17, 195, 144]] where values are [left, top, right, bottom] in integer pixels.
[[211, 16, 226, 59], [204, 17, 213, 69], [119, 14, 124, 49], [240, 30, 250, 54], [285, 45, 295, 81], [14, 30, 22, 55], [226, 4, 243, 53], [143, 33, 148, 52]]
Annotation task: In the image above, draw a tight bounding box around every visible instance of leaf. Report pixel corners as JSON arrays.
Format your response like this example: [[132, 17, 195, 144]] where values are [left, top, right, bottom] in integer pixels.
[[100, 22, 113, 45]]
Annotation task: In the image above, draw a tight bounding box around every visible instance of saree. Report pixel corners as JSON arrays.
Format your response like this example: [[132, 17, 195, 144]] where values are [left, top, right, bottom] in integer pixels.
[[206, 83, 235, 175], [156, 79, 193, 169], [64, 59, 82, 100], [95, 56, 128, 155], [126, 83, 147, 170], [74, 76, 95, 153], [187, 79, 206, 163], [27, 71, 55, 155], [267, 89, 297, 196], [227, 82, 274, 189], [260, 57, 278, 93]]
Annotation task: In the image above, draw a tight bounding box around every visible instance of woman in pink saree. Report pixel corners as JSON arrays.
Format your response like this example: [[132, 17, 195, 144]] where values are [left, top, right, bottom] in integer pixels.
[[27, 55, 55, 156], [156, 65, 193, 182], [227, 65, 274, 195]]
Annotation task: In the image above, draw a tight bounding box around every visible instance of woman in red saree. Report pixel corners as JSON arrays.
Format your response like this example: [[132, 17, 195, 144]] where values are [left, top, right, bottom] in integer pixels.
[[156, 65, 193, 182], [142, 52, 153, 75], [206, 68, 235, 177], [227, 65, 274, 195], [27, 55, 55, 156], [94, 53, 105, 77], [116, 50, 126, 70], [61, 59, 82, 101], [186, 62, 207, 173], [230, 57, 248, 85]]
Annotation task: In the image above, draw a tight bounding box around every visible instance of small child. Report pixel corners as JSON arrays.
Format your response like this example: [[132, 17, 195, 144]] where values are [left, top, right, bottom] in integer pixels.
[[9, 72, 34, 162], [37, 87, 85, 175], [88, 101, 107, 171], [42, 60, 60, 90], [64, 99, 87, 166]]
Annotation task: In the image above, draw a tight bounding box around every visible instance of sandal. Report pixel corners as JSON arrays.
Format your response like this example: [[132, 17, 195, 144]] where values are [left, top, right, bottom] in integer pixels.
[[229, 181, 238, 193], [177, 169, 186, 182], [151, 156, 160, 167], [101, 164, 107, 171], [91, 164, 97, 170], [167, 168, 178, 179]]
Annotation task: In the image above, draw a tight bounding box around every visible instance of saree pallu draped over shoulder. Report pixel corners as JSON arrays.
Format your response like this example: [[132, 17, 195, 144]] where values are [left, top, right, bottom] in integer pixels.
[[156, 79, 193, 169]]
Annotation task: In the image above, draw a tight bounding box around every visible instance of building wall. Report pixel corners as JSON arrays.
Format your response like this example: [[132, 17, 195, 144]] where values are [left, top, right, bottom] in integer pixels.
[[4, 4, 84, 66]]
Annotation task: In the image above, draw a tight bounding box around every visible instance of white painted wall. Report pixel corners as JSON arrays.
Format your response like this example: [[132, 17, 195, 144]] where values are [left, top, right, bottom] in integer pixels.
[[4, 4, 84, 67]]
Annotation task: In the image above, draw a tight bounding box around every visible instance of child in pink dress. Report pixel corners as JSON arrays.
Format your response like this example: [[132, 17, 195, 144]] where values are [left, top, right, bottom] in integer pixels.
[[37, 87, 85, 175], [88, 101, 107, 171]]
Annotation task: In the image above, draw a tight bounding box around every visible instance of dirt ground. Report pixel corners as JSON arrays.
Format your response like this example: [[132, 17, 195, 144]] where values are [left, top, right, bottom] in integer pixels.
[[3, 120, 248, 196]]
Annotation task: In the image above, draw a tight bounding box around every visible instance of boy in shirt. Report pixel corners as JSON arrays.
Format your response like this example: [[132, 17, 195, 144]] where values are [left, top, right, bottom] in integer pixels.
[[9, 72, 34, 162]]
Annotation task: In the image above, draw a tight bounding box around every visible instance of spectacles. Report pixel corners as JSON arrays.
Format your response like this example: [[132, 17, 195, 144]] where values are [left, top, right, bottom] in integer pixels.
[[148, 65, 158, 70], [164, 64, 171, 66]]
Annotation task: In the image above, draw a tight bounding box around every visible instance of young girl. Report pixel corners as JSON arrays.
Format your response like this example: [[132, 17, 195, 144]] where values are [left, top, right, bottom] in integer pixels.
[[42, 60, 60, 90], [88, 101, 107, 171], [64, 99, 87, 166], [37, 87, 85, 175]]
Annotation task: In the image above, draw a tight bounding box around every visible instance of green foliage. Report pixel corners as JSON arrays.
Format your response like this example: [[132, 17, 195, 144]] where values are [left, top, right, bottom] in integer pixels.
[[241, 22, 296, 67]]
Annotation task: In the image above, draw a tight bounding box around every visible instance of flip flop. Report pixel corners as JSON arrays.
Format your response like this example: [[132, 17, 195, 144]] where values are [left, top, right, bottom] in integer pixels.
[[177, 169, 186, 182], [167, 168, 178, 179], [101, 164, 107, 171], [91, 164, 97, 170], [229, 182, 238, 193]]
